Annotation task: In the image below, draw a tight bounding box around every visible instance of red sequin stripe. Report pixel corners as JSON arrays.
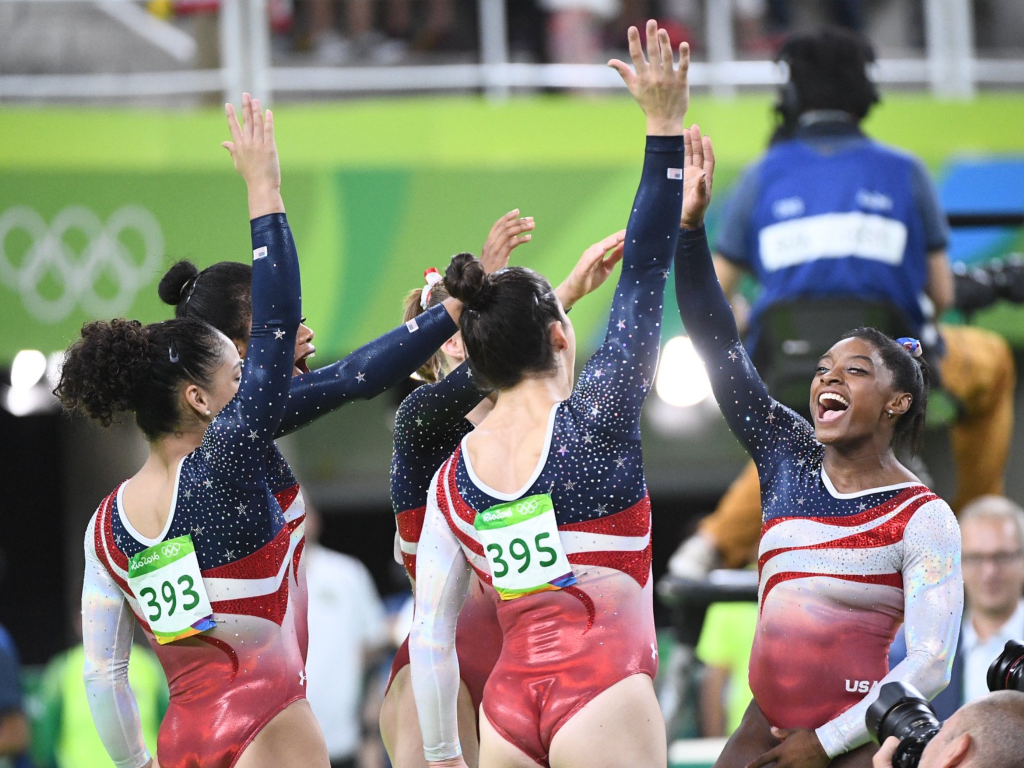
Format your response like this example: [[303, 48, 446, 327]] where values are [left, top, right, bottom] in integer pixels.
[[760, 486, 932, 536], [195, 635, 241, 682], [563, 585, 596, 634], [447, 447, 479, 528], [436, 457, 485, 557], [760, 571, 904, 615], [292, 537, 305, 582], [203, 522, 292, 580], [211, 569, 291, 624], [94, 491, 130, 593], [275, 484, 300, 512], [101, 485, 130, 572], [559, 495, 651, 536], [568, 541, 653, 588], [758, 493, 938, 573], [396, 506, 426, 544]]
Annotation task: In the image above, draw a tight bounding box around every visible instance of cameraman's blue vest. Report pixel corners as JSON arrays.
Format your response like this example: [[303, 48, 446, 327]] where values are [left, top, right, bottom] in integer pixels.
[[744, 137, 930, 355]]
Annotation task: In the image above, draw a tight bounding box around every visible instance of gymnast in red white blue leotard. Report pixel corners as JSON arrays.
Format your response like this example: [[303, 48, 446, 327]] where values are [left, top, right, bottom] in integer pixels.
[[407, 94, 688, 766], [384, 218, 626, 768], [673, 127, 963, 767], [68, 99, 463, 768]]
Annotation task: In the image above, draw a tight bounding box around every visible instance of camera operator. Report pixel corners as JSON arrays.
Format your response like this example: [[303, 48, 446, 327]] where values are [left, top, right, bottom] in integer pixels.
[[872, 690, 1024, 768]]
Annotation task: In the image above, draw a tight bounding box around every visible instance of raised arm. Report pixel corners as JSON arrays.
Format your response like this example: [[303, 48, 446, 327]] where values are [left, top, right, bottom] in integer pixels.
[[570, 22, 689, 435], [276, 206, 537, 437], [275, 303, 458, 437], [814, 501, 963, 758], [82, 520, 151, 768], [202, 95, 301, 485], [673, 128, 812, 469]]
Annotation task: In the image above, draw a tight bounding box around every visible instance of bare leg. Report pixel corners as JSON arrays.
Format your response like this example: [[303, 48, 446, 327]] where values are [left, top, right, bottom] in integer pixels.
[[548, 675, 666, 768], [379, 665, 480, 768], [234, 699, 330, 768]]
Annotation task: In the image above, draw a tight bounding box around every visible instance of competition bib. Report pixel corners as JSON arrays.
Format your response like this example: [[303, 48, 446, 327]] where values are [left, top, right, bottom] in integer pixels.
[[474, 494, 576, 600], [127, 535, 216, 644]]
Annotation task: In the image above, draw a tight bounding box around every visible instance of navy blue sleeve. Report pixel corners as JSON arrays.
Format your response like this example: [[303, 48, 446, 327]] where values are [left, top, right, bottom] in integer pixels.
[[201, 213, 302, 488], [674, 225, 814, 474], [275, 305, 459, 437], [908, 158, 949, 252], [391, 364, 485, 515], [714, 163, 760, 265], [569, 135, 685, 438], [0, 645, 22, 713]]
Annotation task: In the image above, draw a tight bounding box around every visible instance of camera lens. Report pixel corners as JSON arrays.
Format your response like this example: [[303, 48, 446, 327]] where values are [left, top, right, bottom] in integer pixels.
[[987, 639, 1024, 693], [866, 682, 941, 768]]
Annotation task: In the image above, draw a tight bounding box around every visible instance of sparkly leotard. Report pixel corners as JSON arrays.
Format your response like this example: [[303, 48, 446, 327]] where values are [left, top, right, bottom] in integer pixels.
[[409, 135, 685, 767], [388, 364, 502, 715], [674, 226, 963, 758], [82, 214, 459, 768]]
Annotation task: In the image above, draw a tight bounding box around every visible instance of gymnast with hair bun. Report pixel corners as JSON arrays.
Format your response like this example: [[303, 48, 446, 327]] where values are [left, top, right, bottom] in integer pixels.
[[673, 125, 963, 768]]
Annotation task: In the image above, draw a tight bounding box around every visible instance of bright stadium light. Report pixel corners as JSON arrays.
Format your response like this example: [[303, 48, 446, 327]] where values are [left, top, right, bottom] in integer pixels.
[[10, 349, 47, 391], [655, 336, 713, 408], [46, 351, 64, 391]]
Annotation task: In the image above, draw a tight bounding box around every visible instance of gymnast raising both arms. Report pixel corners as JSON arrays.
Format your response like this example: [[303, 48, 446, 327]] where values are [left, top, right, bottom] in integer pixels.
[[673, 126, 963, 768], [408, 20, 689, 768]]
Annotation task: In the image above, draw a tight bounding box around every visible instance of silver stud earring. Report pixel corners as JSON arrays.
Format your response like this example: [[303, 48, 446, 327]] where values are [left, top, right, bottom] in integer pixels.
[[887, 410, 894, 418], [206, 409, 212, 416]]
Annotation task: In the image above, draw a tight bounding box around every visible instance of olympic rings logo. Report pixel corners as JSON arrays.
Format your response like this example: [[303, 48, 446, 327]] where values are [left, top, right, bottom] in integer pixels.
[[0, 205, 165, 323], [515, 499, 541, 516], [161, 543, 183, 557]]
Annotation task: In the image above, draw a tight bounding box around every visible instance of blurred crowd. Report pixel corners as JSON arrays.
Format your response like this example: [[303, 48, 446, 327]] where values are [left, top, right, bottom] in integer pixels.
[[146, 0, 1024, 67]]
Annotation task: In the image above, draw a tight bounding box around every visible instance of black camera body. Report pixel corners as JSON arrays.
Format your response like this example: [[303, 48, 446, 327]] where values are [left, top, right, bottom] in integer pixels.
[[866, 682, 941, 768], [865, 639, 1024, 767]]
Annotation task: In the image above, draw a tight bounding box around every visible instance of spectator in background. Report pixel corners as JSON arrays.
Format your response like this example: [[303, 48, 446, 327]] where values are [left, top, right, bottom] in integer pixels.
[[669, 27, 1016, 579], [304, 501, 389, 768], [889, 495, 1024, 720], [695, 599, 757, 737], [540, 0, 620, 64], [31, 618, 168, 768], [0, 622, 28, 768]]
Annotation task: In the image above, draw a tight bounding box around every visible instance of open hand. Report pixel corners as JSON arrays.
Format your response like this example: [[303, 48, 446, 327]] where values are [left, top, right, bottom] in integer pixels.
[[481, 209, 534, 273], [608, 20, 690, 136], [746, 727, 830, 768], [555, 230, 626, 310], [222, 93, 283, 218], [681, 125, 714, 230]]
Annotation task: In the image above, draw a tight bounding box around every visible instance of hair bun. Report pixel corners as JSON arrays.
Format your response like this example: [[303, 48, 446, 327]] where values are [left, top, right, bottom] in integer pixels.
[[158, 260, 200, 306], [443, 252, 490, 309]]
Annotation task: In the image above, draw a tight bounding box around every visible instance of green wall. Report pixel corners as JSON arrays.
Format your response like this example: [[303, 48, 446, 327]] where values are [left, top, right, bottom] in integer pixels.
[[2, 94, 1023, 364]]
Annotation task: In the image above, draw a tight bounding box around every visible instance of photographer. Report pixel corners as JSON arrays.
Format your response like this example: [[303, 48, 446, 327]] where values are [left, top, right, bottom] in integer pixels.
[[872, 690, 1024, 768]]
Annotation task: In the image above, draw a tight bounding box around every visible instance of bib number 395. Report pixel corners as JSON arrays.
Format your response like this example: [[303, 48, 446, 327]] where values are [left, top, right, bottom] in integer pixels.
[[475, 494, 576, 600], [127, 534, 216, 644]]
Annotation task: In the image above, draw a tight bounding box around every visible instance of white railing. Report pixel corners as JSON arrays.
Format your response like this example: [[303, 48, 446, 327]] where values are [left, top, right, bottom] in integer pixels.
[[0, 0, 1021, 103]]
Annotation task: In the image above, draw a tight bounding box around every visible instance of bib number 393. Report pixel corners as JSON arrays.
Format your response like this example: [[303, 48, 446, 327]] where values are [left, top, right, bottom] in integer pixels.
[[127, 534, 216, 644], [474, 494, 576, 600]]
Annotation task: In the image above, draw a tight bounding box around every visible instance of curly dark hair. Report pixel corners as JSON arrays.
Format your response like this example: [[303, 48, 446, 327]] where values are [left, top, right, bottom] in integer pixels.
[[55, 317, 225, 439], [443, 252, 563, 390], [840, 327, 930, 455]]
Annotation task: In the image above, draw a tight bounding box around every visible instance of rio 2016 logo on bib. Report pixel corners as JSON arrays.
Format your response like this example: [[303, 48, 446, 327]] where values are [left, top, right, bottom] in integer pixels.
[[127, 534, 216, 644], [474, 493, 576, 601]]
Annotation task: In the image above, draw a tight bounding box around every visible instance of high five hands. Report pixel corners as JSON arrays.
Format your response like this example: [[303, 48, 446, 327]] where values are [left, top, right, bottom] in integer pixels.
[[681, 125, 715, 230], [222, 92, 284, 219], [609, 19, 690, 136]]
